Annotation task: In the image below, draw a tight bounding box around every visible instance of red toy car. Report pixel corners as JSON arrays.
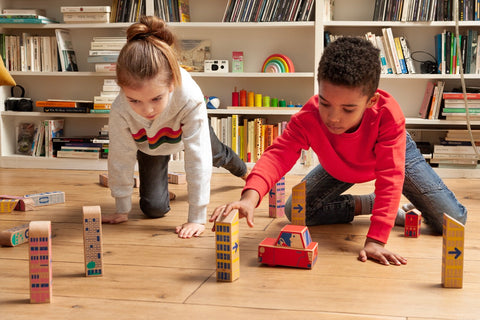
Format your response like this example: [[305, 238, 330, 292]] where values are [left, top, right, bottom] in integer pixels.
[[258, 224, 318, 269]]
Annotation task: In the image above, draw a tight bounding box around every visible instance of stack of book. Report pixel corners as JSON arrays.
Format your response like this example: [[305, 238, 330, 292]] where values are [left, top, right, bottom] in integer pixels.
[[60, 6, 111, 24], [89, 37, 126, 72], [37, 100, 94, 113], [0, 8, 58, 24], [91, 79, 120, 114], [53, 124, 109, 159], [431, 130, 480, 168], [441, 91, 480, 120]]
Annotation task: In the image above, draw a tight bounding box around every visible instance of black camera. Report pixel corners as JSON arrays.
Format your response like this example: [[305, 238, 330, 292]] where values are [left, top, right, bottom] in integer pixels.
[[5, 85, 33, 112]]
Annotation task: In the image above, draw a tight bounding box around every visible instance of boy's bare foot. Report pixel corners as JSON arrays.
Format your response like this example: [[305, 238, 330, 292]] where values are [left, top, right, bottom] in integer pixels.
[[240, 168, 251, 181], [169, 191, 176, 201], [102, 213, 128, 224]]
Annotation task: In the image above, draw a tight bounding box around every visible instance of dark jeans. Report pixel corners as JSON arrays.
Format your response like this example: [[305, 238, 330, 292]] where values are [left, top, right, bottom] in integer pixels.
[[137, 122, 247, 218], [284, 133, 467, 234]]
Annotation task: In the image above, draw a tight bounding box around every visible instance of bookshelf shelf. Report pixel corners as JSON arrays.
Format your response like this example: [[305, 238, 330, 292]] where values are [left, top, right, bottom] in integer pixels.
[[10, 71, 116, 77], [1, 111, 109, 119]]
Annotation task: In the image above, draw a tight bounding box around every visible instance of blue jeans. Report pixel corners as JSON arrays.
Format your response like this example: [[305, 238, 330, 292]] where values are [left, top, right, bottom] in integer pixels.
[[284, 133, 467, 234]]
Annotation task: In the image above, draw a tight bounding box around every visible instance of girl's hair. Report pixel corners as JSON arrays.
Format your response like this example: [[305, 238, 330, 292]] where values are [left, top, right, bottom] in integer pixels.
[[317, 36, 381, 98], [116, 16, 181, 89]]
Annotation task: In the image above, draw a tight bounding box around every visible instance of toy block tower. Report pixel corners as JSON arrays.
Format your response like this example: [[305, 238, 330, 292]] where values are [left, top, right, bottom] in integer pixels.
[[269, 176, 285, 218], [405, 208, 422, 237], [0, 199, 19, 213], [83, 205, 104, 277], [29, 221, 52, 303], [442, 213, 465, 288], [291, 180, 306, 225], [215, 210, 240, 282], [0, 223, 29, 246]]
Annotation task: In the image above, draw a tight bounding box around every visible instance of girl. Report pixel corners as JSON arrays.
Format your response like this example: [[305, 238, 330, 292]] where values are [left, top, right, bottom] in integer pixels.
[[103, 16, 247, 238]]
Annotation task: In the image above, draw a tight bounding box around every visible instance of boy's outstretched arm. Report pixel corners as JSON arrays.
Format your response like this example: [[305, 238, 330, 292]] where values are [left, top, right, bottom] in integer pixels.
[[358, 237, 407, 266], [210, 189, 260, 230]]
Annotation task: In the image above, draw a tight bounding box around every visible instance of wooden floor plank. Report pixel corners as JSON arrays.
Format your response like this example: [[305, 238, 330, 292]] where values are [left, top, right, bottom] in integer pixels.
[[0, 168, 479, 319]]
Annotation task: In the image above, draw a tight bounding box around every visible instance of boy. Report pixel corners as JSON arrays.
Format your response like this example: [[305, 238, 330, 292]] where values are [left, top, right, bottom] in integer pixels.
[[210, 37, 467, 265]]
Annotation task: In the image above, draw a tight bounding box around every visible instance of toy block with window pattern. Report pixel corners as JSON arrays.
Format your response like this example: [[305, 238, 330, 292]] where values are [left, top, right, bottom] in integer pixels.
[[442, 213, 464, 288], [405, 208, 422, 238], [269, 176, 285, 218], [83, 205, 104, 277], [29, 221, 52, 303], [215, 210, 240, 282]]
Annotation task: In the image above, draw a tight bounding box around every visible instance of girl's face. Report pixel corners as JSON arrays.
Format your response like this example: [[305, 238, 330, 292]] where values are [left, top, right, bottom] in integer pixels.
[[122, 76, 174, 121], [318, 80, 378, 134]]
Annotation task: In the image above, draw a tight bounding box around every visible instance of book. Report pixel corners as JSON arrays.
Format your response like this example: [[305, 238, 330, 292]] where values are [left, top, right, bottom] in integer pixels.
[[2, 9, 46, 15], [36, 100, 94, 108], [63, 12, 110, 23], [0, 17, 58, 24], [46, 119, 65, 157], [16, 123, 36, 155], [178, 0, 190, 22], [419, 81, 435, 119], [178, 39, 211, 72], [60, 6, 111, 13], [57, 150, 100, 159], [443, 92, 480, 99], [55, 29, 78, 71], [399, 36, 416, 73], [43, 107, 91, 113]]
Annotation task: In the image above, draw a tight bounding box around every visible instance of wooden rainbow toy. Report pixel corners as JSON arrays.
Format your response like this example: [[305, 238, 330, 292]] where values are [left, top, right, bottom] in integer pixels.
[[261, 54, 295, 73]]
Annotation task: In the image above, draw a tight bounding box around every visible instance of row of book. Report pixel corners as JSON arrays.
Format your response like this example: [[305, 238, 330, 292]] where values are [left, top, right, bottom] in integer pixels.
[[222, 0, 315, 22], [325, 28, 416, 75], [153, 0, 190, 22], [2, 29, 78, 72], [210, 115, 315, 167], [373, 0, 480, 22], [435, 29, 479, 75], [430, 130, 480, 168], [111, 0, 146, 23]]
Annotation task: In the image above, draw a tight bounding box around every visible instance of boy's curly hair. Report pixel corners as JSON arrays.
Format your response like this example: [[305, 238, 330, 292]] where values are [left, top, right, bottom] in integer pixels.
[[317, 37, 381, 98]]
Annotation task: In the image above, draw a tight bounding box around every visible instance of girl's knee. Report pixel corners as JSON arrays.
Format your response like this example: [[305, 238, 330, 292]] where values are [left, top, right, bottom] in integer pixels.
[[140, 199, 170, 218]]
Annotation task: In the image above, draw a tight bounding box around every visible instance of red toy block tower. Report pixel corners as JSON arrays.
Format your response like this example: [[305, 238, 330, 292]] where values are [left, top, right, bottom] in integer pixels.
[[29, 221, 52, 303], [404, 208, 421, 237]]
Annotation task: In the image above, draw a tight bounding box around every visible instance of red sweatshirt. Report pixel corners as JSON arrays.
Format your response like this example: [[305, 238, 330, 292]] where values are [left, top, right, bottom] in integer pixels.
[[244, 89, 406, 243]]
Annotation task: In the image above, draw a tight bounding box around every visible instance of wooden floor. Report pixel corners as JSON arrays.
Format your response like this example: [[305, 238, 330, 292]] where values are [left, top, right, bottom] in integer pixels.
[[1, 168, 479, 320]]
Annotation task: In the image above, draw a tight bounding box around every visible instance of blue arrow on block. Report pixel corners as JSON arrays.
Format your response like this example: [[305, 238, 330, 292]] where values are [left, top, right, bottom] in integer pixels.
[[233, 242, 239, 253], [448, 247, 462, 259], [293, 204, 303, 213]]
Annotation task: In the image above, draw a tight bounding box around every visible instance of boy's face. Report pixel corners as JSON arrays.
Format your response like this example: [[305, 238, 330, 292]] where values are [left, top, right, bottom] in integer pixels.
[[122, 76, 174, 121], [318, 81, 378, 134]]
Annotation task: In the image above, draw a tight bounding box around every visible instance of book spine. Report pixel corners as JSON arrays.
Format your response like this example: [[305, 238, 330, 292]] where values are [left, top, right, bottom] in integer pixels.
[[61, 6, 111, 13]]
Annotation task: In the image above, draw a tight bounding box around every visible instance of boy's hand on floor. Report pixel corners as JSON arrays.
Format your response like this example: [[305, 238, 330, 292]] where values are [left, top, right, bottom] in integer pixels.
[[358, 237, 407, 266], [175, 222, 205, 239]]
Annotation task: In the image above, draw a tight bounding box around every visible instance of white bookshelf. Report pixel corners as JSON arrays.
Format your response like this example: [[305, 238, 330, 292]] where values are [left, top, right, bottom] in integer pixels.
[[0, 0, 479, 177]]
